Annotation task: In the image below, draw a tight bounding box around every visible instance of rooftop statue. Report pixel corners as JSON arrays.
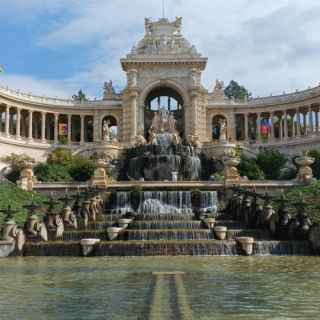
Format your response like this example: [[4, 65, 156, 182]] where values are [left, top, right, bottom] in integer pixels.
[[103, 80, 117, 99], [132, 17, 200, 57]]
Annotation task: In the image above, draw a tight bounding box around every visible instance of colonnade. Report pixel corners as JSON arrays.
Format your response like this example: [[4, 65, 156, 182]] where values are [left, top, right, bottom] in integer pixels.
[[234, 104, 320, 144], [0, 105, 98, 145]]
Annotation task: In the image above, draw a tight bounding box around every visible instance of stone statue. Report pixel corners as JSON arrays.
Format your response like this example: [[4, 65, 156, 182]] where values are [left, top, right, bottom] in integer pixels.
[[145, 18, 153, 34], [103, 81, 116, 99], [148, 127, 158, 145], [96, 195, 104, 216], [81, 200, 91, 229], [215, 79, 224, 91], [55, 215, 64, 239], [62, 206, 78, 230], [219, 119, 227, 142], [89, 197, 99, 223], [102, 120, 114, 143], [188, 135, 201, 148], [24, 214, 48, 241], [151, 107, 171, 133], [168, 112, 177, 134], [135, 127, 147, 147]]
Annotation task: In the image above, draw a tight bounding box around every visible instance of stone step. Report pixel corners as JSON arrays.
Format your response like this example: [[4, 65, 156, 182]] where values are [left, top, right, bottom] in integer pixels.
[[120, 229, 214, 241], [129, 220, 203, 230], [63, 230, 108, 241], [23, 240, 313, 257], [134, 214, 195, 221], [226, 229, 272, 240], [215, 220, 246, 229]]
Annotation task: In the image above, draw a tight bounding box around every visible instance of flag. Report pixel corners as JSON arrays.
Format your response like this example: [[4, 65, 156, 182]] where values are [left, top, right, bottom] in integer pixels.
[[0, 65, 4, 73]]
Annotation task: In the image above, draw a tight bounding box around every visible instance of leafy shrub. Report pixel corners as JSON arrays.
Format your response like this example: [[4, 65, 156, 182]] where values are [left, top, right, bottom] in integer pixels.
[[284, 181, 320, 223], [69, 156, 94, 182], [238, 154, 264, 180], [0, 182, 49, 227], [309, 149, 320, 179], [47, 148, 73, 166], [34, 163, 72, 182], [256, 149, 287, 180]]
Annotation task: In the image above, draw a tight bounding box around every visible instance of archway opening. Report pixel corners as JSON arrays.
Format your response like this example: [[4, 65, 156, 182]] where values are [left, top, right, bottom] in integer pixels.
[[144, 86, 184, 139]]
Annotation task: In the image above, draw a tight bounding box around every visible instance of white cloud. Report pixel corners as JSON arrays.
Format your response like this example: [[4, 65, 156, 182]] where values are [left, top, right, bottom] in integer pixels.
[[0, 74, 73, 99], [3, 0, 320, 97]]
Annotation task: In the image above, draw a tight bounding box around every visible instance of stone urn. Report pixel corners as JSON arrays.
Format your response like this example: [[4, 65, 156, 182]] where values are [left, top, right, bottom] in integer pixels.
[[107, 227, 123, 241], [223, 156, 241, 180], [214, 226, 228, 240], [91, 159, 108, 188], [118, 218, 133, 229], [203, 217, 216, 229], [80, 238, 101, 257], [295, 156, 315, 184], [236, 237, 255, 256], [17, 161, 36, 191]]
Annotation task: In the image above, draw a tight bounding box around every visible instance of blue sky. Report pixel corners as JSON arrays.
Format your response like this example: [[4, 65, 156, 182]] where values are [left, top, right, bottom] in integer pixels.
[[0, 0, 320, 99]]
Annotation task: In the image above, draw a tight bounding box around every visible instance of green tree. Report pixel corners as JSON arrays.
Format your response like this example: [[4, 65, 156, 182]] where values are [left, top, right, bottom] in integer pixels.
[[238, 154, 264, 180], [224, 80, 251, 101], [256, 149, 287, 180], [308, 149, 320, 179], [72, 89, 88, 102]]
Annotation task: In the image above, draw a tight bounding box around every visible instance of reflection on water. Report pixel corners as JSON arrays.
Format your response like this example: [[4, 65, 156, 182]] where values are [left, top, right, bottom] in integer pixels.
[[0, 256, 319, 320]]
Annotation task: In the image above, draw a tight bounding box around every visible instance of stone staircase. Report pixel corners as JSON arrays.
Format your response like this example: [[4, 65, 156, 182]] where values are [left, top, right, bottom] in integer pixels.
[[24, 208, 312, 257]]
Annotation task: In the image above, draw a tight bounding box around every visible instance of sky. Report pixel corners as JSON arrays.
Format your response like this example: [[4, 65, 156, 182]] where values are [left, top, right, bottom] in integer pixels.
[[0, 0, 320, 99]]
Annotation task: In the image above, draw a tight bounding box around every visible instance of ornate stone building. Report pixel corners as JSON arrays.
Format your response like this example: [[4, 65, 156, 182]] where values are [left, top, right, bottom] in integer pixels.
[[1, 17, 320, 166]]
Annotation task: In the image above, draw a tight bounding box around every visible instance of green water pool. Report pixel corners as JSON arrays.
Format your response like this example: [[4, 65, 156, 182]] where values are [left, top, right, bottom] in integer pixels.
[[0, 256, 319, 320]]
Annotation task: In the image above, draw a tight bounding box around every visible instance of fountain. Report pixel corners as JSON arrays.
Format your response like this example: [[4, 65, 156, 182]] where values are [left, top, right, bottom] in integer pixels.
[[125, 108, 202, 181]]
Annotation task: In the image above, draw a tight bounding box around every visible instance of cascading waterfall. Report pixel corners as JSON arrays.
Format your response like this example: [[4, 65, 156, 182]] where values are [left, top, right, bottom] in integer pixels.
[[200, 191, 218, 215], [139, 191, 193, 215], [111, 191, 133, 215], [110, 190, 219, 217]]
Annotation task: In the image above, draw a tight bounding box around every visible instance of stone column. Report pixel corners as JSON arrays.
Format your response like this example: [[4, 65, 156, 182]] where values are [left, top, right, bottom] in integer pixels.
[[67, 114, 72, 144], [28, 110, 33, 141], [303, 111, 307, 136], [270, 112, 275, 142], [93, 112, 100, 142], [54, 113, 59, 144], [279, 113, 283, 141], [284, 111, 288, 140], [244, 113, 249, 141], [129, 90, 138, 142], [308, 106, 313, 135], [296, 109, 301, 137], [41, 112, 46, 143], [5, 105, 10, 137], [80, 115, 85, 145], [16, 108, 21, 139], [316, 106, 320, 135], [256, 113, 261, 142]]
